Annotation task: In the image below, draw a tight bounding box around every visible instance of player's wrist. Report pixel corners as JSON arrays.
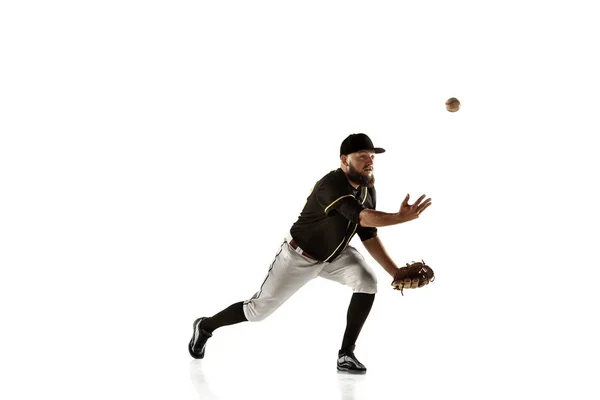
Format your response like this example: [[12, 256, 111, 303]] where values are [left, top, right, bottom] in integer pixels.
[[394, 213, 408, 224], [395, 213, 416, 224]]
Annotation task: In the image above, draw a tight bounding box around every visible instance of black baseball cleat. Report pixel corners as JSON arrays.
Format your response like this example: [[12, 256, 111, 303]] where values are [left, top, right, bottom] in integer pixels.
[[337, 345, 367, 374], [189, 317, 212, 359]]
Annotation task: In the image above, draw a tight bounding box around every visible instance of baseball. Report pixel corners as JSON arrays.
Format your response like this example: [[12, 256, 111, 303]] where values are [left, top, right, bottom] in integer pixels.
[[445, 97, 460, 112]]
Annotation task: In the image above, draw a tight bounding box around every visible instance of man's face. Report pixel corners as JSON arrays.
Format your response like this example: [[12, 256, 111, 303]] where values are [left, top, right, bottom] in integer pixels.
[[346, 150, 376, 187]]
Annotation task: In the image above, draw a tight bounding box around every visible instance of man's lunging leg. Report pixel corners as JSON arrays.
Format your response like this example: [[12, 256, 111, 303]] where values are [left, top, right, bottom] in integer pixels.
[[189, 241, 320, 359]]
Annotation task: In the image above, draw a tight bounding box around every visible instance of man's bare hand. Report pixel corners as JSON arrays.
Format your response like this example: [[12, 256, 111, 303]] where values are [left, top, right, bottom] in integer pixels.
[[397, 194, 432, 222]]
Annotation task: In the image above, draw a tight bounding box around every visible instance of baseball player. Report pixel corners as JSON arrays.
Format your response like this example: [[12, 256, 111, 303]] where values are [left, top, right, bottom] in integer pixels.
[[189, 133, 432, 374]]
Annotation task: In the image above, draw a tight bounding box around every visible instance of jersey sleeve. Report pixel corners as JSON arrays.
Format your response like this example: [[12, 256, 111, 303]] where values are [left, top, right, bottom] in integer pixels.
[[315, 178, 365, 224], [357, 186, 378, 241], [357, 225, 378, 241]]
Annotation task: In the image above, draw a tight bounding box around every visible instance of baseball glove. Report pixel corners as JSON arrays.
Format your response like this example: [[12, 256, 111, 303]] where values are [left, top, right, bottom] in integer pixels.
[[391, 260, 435, 295]]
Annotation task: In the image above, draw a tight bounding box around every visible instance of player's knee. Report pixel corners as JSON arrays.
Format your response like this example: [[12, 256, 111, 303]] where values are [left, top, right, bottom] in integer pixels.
[[354, 269, 377, 294], [243, 300, 277, 322], [354, 285, 377, 294], [250, 310, 272, 322]]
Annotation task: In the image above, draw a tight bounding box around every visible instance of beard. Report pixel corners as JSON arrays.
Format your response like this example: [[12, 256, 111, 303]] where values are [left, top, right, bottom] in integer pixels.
[[347, 162, 375, 188]]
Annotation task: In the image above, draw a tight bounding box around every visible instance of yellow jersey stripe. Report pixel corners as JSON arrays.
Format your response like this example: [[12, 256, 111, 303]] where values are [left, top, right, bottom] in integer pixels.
[[341, 187, 367, 252], [325, 188, 369, 260], [325, 236, 347, 262], [324, 194, 355, 214], [347, 223, 359, 243]]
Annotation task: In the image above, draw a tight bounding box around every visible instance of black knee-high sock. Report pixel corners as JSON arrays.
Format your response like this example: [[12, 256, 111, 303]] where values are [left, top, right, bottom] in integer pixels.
[[200, 301, 247, 334], [340, 293, 375, 354]]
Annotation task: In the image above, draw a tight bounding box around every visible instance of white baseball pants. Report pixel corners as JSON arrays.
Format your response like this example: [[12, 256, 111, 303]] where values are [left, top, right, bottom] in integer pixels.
[[242, 234, 378, 322]]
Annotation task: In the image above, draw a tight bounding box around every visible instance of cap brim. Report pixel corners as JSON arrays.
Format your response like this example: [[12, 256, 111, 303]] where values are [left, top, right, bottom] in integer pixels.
[[374, 147, 385, 154]]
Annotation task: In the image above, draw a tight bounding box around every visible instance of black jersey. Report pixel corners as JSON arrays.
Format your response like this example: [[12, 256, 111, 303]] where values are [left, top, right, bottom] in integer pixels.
[[289, 168, 378, 262]]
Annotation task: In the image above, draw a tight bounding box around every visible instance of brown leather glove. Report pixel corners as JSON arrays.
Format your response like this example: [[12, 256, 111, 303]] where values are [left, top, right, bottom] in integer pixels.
[[391, 260, 435, 295]]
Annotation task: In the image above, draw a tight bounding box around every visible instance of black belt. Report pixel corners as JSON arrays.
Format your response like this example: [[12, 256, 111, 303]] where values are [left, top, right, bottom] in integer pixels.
[[288, 239, 316, 260]]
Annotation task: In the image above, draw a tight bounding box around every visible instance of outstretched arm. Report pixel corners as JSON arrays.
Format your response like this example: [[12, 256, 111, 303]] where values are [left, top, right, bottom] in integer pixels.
[[361, 236, 399, 278], [358, 209, 405, 227], [359, 193, 432, 228]]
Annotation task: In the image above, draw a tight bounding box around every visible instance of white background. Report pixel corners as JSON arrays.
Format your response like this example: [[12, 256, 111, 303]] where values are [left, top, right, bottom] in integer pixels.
[[1, 1, 599, 399]]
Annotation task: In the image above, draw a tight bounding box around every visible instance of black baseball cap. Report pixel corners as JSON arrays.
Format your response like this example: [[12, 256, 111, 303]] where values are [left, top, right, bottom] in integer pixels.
[[340, 133, 386, 156]]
